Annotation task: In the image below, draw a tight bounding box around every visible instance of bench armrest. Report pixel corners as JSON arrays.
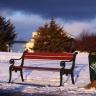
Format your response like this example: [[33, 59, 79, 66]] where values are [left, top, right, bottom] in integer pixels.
[[9, 58, 22, 66], [60, 61, 66, 68], [60, 52, 78, 68], [60, 60, 73, 68]]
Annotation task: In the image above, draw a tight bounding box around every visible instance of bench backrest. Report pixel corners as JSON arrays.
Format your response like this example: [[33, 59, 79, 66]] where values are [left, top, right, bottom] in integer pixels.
[[20, 51, 78, 68], [24, 52, 74, 60]]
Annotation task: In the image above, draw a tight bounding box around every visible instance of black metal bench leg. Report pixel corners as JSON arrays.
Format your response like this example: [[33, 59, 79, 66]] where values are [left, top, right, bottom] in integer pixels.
[[8, 66, 12, 83], [60, 70, 63, 86], [71, 72, 75, 84], [20, 69, 24, 82]]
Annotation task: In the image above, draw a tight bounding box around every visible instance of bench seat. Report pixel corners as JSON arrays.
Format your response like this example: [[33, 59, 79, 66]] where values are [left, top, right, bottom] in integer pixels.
[[11, 66, 61, 71]]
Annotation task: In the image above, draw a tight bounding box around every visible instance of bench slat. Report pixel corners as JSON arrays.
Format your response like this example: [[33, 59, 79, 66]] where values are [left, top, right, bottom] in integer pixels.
[[11, 66, 60, 71], [24, 52, 74, 56], [24, 55, 73, 60]]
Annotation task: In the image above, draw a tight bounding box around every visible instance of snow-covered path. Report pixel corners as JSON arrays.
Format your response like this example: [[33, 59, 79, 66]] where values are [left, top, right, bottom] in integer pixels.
[[0, 52, 96, 96]]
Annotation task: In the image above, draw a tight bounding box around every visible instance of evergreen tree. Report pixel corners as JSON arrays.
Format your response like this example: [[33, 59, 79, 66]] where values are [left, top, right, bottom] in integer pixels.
[[0, 15, 17, 51], [32, 18, 72, 53]]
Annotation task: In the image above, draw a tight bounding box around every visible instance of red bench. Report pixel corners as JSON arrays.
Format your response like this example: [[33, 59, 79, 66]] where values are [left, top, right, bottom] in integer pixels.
[[9, 51, 78, 86]]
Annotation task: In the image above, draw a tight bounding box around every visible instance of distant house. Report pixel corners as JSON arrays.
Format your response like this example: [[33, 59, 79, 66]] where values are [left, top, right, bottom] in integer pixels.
[[25, 32, 37, 52], [11, 40, 27, 52]]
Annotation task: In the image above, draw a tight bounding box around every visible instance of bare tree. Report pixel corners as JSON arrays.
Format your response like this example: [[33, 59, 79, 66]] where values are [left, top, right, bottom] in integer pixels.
[[76, 31, 96, 52]]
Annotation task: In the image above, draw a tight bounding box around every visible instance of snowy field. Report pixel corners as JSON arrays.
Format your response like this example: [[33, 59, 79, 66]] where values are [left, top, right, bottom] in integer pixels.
[[0, 52, 96, 96]]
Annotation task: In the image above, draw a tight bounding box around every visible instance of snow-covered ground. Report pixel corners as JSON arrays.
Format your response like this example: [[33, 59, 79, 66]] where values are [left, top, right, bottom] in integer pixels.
[[0, 52, 96, 96]]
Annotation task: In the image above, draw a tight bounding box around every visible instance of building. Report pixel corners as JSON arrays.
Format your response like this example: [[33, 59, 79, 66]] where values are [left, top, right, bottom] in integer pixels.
[[25, 32, 37, 52]]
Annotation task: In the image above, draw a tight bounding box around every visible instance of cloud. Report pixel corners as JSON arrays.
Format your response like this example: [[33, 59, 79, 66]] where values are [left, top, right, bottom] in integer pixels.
[[0, 0, 96, 21], [52, 18, 96, 37], [6, 12, 49, 40], [1, 0, 96, 41], [64, 21, 91, 36], [6, 12, 96, 40]]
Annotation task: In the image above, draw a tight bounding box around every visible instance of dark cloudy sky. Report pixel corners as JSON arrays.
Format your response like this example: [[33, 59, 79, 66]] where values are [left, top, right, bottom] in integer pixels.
[[0, 0, 96, 41]]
